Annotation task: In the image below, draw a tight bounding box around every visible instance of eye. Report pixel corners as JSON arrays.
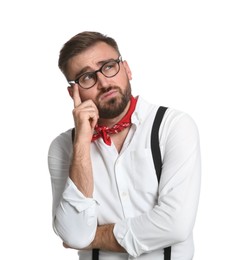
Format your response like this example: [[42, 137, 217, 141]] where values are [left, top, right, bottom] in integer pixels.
[[103, 61, 117, 72], [80, 72, 95, 82]]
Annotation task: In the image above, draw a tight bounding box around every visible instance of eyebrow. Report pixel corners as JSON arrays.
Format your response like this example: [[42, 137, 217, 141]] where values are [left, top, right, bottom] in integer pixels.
[[74, 58, 118, 79]]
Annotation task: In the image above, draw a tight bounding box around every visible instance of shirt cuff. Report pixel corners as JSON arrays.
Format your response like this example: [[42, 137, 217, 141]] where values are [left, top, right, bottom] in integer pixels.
[[114, 219, 149, 257], [62, 177, 97, 212]]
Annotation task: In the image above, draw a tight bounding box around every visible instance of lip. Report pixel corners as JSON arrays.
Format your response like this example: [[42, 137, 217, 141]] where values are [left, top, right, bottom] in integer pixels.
[[99, 89, 118, 101]]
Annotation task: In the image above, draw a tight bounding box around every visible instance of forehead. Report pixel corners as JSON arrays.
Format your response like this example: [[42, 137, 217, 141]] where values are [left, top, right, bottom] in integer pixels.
[[66, 42, 119, 78]]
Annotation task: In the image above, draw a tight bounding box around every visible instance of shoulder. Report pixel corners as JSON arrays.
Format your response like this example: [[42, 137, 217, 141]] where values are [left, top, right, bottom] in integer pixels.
[[48, 128, 73, 158], [164, 108, 198, 131], [160, 107, 200, 144], [137, 96, 198, 129], [134, 96, 199, 133]]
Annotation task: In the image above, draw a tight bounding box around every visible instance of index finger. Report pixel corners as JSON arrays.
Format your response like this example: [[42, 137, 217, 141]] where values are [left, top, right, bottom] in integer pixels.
[[73, 84, 82, 108]]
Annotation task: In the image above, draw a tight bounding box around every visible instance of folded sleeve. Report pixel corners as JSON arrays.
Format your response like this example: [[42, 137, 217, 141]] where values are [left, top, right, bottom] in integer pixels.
[[48, 131, 98, 249], [114, 111, 201, 257], [55, 178, 98, 249]]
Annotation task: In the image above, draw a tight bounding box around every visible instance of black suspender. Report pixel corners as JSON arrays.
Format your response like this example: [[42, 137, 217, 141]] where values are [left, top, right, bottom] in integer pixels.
[[151, 106, 167, 183], [71, 106, 171, 260], [151, 106, 171, 260], [92, 248, 99, 259]]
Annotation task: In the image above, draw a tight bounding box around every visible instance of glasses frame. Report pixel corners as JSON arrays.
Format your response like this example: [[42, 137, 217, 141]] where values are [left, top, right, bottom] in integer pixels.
[[68, 56, 122, 89]]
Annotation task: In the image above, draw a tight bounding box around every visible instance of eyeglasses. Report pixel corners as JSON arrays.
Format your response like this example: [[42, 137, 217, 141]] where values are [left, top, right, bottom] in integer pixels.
[[68, 56, 122, 89]]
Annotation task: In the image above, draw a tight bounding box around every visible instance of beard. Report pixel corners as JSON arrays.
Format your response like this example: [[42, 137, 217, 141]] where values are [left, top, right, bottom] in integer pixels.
[[96, 82, 132, 119]]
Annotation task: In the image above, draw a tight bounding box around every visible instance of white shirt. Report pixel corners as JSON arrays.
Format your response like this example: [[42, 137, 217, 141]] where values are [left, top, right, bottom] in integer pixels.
[[48, 96, 201, 260]]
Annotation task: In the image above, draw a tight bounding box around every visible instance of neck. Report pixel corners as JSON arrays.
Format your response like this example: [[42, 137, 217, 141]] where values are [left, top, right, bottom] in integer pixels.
[[98, 101, 131, 127]]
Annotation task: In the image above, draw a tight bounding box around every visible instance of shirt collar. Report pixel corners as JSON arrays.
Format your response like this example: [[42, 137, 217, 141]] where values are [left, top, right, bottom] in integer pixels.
[[131, 96, 150, 127]]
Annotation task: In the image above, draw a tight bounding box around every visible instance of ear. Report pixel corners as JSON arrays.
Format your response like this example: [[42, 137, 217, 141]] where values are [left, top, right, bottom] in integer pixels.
[[123, 60, 132, 80], [67, 86, 74, 99]]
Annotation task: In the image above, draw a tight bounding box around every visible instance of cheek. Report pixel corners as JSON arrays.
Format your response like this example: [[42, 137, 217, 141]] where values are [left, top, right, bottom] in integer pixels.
[[79, 88, 96, 102]]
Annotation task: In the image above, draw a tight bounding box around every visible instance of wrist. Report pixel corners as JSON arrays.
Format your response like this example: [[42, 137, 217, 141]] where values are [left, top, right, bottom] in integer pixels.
[[93, 224, 125, 252]]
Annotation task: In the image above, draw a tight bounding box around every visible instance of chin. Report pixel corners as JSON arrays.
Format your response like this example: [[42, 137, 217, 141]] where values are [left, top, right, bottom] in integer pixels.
[[99, 97, 128, 119], [98, 83, 132, 119]]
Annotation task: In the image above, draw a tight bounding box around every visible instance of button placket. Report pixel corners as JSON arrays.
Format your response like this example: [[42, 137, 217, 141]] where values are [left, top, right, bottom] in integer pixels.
[[114, 156, 135, 218]]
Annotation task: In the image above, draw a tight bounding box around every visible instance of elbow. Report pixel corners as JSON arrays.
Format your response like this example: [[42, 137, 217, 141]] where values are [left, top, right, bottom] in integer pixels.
[[172, 228, 191, 243], [63, 233, 95, 249], [169, 218, 195, 243], [54, 218, 97, 249]]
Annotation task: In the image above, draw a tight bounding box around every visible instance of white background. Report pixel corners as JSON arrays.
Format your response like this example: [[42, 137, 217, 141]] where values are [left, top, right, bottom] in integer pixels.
[[0, 0, 245, 259]]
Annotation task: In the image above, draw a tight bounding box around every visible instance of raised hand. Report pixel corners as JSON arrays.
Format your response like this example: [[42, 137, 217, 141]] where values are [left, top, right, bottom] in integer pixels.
[[72, 85, 99, 144], [68, 84, 97, 196]]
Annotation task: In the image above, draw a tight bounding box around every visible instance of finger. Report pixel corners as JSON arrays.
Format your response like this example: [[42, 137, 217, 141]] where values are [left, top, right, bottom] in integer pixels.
[[73, 84, 82, 108], [90, 114, 99, 129], [83, 100, 98, 110], [84, 102, 99, 126]]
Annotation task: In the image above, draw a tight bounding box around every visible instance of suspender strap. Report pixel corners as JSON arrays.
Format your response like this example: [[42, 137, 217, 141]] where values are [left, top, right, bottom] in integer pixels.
[[151, 106, 171, 260], [71, 127, 75, 143], [92, 249, 99, 260], [164, 246, 171, 260], [151, 106, 168, 182]]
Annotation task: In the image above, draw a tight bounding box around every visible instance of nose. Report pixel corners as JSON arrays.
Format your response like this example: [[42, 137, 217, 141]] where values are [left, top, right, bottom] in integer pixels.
[[96, 71, 111, 89]]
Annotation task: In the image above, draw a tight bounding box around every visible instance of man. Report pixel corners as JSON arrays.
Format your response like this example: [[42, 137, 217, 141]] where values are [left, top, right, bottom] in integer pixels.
[[48, 31, 201, 260]]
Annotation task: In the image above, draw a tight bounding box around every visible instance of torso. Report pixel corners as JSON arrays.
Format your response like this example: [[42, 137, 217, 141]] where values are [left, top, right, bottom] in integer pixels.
[[111, 127, 130, 153]]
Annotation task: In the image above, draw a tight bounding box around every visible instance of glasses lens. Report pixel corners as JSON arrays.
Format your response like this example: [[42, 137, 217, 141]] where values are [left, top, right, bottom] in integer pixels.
[[77, 59, 120, 89], [101, 60, 120, 78], [78, 72, 96, 89]]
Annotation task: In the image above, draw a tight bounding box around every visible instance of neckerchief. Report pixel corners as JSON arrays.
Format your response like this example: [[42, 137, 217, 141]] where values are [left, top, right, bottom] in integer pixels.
[[92, 96, 137, 145]]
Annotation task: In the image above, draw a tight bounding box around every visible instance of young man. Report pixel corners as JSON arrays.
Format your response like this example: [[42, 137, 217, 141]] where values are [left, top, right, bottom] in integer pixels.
[[48, 31, 201, 260]]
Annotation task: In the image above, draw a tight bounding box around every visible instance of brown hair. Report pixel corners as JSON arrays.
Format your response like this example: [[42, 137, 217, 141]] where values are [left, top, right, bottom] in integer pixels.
[[58, 31, 121, 75]]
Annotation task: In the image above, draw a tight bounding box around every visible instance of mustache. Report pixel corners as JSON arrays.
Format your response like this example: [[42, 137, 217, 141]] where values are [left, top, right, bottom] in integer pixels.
[[100, 86, 119, 93], [97, 86, 121, 98]]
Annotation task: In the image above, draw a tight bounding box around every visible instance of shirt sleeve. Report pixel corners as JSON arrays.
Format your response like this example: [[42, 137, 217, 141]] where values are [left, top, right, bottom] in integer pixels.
[[113, 111, 201, 257], [48, 131, 98, 249]]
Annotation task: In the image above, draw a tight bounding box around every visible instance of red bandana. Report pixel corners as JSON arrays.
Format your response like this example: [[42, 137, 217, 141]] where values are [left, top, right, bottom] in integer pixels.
[[92, 96, 137, 145]]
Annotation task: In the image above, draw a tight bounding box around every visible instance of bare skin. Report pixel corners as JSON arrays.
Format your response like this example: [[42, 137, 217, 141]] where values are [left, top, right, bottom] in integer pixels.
[[69, 85, 98, 197]]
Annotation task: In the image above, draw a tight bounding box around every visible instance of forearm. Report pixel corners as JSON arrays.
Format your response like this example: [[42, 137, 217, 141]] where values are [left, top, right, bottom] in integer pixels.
[[48, 119, 98, 249], [70, 142, 94, 197], [113, 146, 201, 257], [86, 224, 126, 252], [69, 90, 98, 198]]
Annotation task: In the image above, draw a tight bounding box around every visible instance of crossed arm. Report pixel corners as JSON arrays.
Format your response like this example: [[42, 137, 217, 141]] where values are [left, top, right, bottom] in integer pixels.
[[63, 224, 125, 252]]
